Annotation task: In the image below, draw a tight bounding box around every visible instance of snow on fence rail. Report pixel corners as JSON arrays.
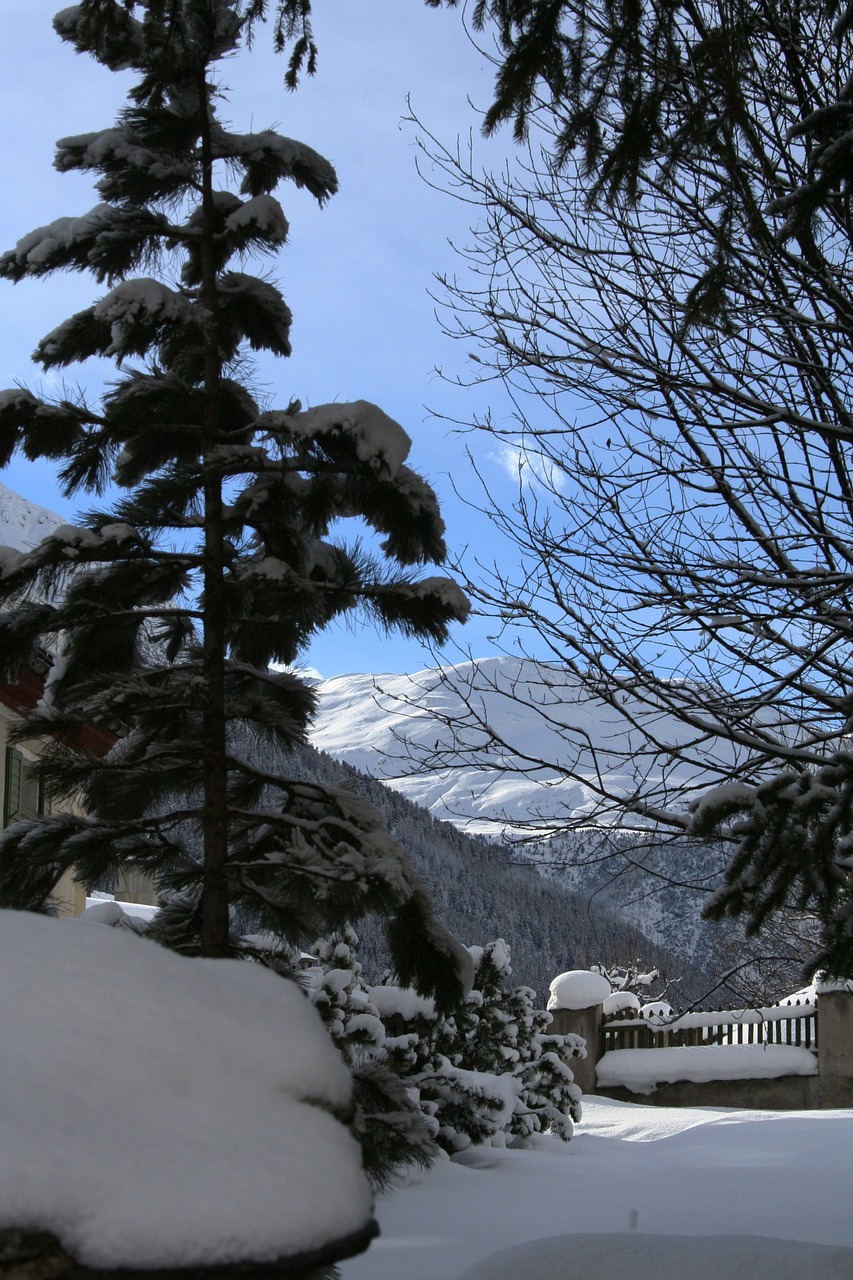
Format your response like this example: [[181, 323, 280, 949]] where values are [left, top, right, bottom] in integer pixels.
[[600, 999, 817, 1054]]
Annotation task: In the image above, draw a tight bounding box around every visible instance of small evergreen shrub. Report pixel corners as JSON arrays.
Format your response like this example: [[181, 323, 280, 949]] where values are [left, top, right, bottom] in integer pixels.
[[304, 932, 584, 1179]]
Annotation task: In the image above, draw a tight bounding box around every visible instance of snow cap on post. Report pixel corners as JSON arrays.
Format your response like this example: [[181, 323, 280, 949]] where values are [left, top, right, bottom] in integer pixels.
[[547, 969, 611, 1011], [602, 990, 641, 1016]]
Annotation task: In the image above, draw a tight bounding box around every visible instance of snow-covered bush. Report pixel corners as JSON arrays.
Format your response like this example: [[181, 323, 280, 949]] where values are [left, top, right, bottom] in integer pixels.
[[420, 941, 584, 1150], [305, 933, 584, 1173], [306, 928, 437, 1189]]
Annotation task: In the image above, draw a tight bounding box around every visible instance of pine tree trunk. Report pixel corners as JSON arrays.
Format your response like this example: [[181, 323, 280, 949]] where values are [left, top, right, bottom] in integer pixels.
[[197, 66, 230, 957]]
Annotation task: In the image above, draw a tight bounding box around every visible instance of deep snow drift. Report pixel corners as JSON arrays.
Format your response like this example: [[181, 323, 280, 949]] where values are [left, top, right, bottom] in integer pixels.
[[0, 909, 374, 1270], [339, 1096, 853, 1280]]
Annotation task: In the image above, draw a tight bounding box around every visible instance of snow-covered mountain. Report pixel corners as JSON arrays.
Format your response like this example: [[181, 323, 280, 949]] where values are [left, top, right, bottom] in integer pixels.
[[311, 658, 755, 986], [0, 480, 63, 552], [311, 656, 740, 836]]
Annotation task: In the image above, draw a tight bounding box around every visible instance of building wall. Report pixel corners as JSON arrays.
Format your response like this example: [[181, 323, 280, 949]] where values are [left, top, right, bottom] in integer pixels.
[[113, 868, 158, 906], [0, 705, 86, 917]]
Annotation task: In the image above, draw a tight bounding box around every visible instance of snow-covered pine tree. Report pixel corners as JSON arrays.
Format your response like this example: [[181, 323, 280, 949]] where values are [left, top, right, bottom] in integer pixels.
[[0, 0, 471, 1008], [459, 942, 576, 1141], [306, 929, 438, 1187], [376, 939, 583, 1152]]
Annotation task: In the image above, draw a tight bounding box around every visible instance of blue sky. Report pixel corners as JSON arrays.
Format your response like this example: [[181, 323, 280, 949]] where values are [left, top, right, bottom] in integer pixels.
[[0, 1, 524, 677]]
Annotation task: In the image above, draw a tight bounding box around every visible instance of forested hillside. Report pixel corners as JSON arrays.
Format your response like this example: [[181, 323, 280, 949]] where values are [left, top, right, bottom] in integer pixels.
[[287, 742, 687, 1002]]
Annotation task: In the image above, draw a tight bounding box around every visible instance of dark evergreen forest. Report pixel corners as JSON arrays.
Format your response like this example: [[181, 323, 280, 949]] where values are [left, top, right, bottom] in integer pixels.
[[287, 742, 684, 1002]]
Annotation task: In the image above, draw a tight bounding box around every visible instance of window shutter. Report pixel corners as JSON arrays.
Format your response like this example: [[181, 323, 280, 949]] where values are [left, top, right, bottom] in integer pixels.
[[38, 767, 50, 817], [4, 747, 23, 826]]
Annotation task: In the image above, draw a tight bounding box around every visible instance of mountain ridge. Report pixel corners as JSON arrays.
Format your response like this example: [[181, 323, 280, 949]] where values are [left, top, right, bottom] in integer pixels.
[[310, 657, 746, 836]]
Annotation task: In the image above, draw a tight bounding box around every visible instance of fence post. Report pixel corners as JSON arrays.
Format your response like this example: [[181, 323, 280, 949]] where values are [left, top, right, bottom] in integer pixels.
[[549, 1002, 603, 1096], [818, 989, 853, 1108]]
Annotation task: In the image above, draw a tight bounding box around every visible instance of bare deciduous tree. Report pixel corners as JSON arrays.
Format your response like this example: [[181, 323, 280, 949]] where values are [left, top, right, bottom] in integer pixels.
[[409, 0, 853, 974]]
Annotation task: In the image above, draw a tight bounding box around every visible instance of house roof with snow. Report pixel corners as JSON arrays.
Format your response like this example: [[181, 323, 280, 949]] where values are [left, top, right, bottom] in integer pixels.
[[0, 662, 117, 757]]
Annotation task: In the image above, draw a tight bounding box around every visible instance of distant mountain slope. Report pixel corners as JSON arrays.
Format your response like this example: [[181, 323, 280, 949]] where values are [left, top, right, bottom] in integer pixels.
[[287, 742, 686, 1003], [310, 658, 745, 989], [0, 481, 63, 552], [311, 657, 744, 836]]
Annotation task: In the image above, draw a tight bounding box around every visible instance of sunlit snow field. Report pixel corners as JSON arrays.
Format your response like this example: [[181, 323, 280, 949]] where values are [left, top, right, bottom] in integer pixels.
[[341, 1097, 853, 1280]]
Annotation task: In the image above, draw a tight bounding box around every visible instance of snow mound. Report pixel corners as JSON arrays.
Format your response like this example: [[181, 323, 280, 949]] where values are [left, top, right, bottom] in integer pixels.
[[455, 1232, 853, 1280], [367, 984, 436, 1021], [817, 975, 853, 995], [548, 969, 611, 1011], [0, 909, 374, 1270], [640, 1000, 674, 1022], [603, 990, 642, 1015], [596, 1044, 818, 1095]]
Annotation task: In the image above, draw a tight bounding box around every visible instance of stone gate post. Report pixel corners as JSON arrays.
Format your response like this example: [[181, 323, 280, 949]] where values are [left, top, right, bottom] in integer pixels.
[[547, 969, 612, 1096], [818, 988, 853, 1108]]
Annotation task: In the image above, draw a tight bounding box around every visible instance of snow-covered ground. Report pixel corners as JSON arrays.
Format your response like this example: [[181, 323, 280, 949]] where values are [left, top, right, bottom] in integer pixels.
[[341, 1097, 853, 1280], [3, 911, 851, 1278]]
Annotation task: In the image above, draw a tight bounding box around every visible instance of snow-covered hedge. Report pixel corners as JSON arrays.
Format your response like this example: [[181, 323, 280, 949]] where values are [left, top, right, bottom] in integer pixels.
[[307, 933, 585, 1168]]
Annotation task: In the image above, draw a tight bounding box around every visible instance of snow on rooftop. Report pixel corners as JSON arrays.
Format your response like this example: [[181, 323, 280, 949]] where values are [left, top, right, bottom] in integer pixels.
[[0, 909, 374, 1271], [778, 984, 816, 1004]]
